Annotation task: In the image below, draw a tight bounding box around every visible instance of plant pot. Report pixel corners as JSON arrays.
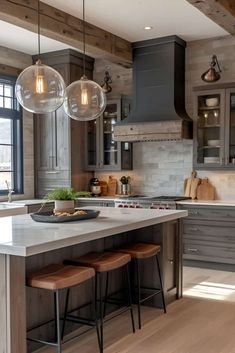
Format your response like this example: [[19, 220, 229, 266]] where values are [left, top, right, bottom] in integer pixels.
[[54, 200, 75, 214]]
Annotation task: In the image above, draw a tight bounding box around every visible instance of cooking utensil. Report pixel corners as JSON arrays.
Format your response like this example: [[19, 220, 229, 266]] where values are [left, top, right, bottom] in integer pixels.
[[197, 178, 215, 200]]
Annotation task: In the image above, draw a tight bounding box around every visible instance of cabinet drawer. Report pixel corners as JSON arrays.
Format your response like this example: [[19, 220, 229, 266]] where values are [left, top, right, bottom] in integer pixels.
[[183, 223, 235, 242], [184, 241, 235, 263], [182, 206, 235, 221]]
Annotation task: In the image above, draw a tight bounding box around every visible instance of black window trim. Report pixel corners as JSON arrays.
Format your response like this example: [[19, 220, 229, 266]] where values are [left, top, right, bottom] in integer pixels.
[[0, 74, 23, 195]]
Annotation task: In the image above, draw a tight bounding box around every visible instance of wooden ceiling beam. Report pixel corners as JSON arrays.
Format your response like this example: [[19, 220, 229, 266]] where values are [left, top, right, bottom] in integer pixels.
[[186, 0, 235, 35], [0, 0, 132, 67]]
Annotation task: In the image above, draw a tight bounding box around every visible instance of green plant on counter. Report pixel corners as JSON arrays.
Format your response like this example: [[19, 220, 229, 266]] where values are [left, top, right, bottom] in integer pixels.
[[45, 188, 78, 201]]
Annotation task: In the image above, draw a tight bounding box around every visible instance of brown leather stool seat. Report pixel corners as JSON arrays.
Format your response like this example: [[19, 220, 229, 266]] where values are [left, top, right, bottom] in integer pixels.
[[27, 264, 95, 290], [65, 251, 131, 272], [115, 243, 161, 259]]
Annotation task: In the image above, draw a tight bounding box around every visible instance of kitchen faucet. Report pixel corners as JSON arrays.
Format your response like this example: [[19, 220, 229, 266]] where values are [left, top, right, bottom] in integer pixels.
[[5, 180, 14, 203]]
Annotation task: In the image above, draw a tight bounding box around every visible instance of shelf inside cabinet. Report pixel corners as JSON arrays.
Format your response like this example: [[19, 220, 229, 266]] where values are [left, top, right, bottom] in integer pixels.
[[198, 106, 220, 111], [200, 145, 220, 149], [198, 124, 220, 129]]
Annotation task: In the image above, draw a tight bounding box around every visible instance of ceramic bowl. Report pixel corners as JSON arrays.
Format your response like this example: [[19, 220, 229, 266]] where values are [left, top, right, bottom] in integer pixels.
[[205, 98, 219, 107], [207, 140, 220, 147], [204, 157, 220, 163]]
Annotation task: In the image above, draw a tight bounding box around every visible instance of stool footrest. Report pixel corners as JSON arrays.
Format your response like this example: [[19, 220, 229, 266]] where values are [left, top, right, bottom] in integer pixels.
[[27, 337, 58, 347]]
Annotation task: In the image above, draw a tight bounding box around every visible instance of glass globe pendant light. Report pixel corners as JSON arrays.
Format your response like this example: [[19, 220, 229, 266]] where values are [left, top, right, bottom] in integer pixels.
[[15, 0, 66, 114], [63, 0, 106, 121]]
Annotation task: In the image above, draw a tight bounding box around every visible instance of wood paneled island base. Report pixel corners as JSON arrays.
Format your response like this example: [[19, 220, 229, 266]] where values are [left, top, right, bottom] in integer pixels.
[[0, 207, 187, 353]]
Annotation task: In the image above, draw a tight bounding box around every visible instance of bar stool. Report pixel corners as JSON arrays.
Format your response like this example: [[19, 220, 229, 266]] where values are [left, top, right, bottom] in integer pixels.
[[26, 264, 97, 353], [64, 251, 135, 353], [113, 243, 166, 329]]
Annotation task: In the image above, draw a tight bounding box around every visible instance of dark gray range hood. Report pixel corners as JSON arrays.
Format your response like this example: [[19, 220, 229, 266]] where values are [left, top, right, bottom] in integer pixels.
[[114, 35, 192, 142]]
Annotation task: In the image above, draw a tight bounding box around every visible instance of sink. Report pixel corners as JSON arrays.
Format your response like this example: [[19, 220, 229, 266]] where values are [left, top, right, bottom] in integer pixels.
[[0, 203, 27, 217]]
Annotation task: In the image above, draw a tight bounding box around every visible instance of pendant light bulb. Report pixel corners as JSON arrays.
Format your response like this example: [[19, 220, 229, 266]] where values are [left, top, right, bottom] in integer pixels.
[[81, 88, 89, 105], [15, 1, 66, 114], [63, 0, 106, 121]]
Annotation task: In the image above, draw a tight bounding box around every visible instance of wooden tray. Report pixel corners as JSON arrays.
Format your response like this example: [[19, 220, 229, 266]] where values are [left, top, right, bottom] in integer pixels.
[[30, 209, 100, 223]]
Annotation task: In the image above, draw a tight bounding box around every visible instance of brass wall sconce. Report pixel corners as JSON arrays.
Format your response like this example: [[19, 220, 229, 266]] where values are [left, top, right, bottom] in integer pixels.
[[101, 71, 112, 93], [201, 55, 221, 83]]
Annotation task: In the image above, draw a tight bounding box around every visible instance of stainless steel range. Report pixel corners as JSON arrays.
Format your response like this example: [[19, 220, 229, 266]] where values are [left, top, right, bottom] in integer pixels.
[[114, 196, 190, 209]]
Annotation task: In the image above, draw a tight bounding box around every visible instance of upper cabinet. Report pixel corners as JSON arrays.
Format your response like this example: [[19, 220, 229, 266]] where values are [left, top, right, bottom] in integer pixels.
[[34, 49, 94, 197], [193, 84, 235, 169], [85, 98, 133, 171]]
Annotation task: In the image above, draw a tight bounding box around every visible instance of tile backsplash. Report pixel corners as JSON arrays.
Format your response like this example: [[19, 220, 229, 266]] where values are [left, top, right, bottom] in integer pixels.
[[96, 141, 235, 200], [96, 140, 193, 196]]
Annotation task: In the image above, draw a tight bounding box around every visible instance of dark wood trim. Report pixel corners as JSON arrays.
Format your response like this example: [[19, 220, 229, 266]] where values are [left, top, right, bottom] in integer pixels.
[[186, 0, 235, 35], [0, 0, 132, 66]]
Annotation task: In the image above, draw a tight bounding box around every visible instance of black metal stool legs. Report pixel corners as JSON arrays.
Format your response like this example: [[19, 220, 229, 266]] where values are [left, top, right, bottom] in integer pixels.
[[55, 290, 62, 353], [126, 264, 135, 333], [61, 288, 70, 340], [96, 272, 104, 353], [135, 254, 167, 330], [135, 259, 142, 329], [156, 254, 166, 313]]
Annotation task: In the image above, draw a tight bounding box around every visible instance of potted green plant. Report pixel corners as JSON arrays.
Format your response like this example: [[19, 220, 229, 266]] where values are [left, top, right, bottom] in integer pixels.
[[45, 188, 78, 213]]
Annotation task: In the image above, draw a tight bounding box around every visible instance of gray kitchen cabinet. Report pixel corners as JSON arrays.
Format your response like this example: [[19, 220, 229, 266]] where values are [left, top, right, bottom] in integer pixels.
[[34, 49, 94, 197], [76, 199, 115, 207], [85, 98, 133, 171], [178, 204, 235, 266], [193, 83, 235, 169]]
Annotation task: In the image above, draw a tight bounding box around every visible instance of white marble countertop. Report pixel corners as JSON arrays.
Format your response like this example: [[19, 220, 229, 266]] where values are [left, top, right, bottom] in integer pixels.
[[0, 207, 187, 257], [177, 200, 235, 206]]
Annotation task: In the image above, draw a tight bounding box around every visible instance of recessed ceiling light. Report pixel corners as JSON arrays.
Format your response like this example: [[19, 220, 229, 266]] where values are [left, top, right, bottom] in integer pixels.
[[144, 26, 153, 30]]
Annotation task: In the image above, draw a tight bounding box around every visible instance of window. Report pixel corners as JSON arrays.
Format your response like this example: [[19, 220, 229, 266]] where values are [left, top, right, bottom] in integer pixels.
[[0, 76, 23, 194]]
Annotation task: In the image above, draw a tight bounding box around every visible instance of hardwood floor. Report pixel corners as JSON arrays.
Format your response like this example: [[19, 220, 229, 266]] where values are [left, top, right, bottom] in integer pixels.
[[38, 267, 235, 353]]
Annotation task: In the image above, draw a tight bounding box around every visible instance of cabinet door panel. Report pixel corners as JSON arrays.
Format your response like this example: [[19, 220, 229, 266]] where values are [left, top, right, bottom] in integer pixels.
[[35, 113, 54, 170], [54, 108, 70, 171], [225, 88, 235, 166], [193, 89, 225, 169]]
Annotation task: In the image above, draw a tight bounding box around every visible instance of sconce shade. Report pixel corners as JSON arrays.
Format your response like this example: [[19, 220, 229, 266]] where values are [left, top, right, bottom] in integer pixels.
[[101, 81, 112, 93], [101, 71, 112, 93], [201, 68, 221, 83], [64, 76, 106, 121], [15, 61, 66, 114], [201, 55, 221, 83]]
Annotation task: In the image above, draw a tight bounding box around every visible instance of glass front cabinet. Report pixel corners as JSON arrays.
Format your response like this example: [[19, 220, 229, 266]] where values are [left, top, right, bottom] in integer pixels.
[[193, 85, 235, 169], [85, 98, 132, 171]]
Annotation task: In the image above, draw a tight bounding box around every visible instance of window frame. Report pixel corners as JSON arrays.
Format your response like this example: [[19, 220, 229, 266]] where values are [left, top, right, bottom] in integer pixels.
[[0, 74, 23, 195]]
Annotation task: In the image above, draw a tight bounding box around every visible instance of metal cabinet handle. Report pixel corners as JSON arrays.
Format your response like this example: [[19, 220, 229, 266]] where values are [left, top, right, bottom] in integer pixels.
[[187, 248, 199, 252], [189, 211, 199, 215], [169, 259, 174, 264], [188, 227, 199, 232]]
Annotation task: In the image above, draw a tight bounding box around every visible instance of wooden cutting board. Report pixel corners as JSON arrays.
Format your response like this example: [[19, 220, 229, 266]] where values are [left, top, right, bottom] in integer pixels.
[[184, 171, 197, 197], [190, 174, 201, 200], [197, 178, 215, 200], [99, 181, 108, 196], [107, 176, 117, 196]]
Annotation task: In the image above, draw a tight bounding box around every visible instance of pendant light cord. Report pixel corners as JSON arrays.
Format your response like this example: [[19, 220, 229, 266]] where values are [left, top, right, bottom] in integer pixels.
[[38, 0, 41, 61], [83, 0, 86, 76]]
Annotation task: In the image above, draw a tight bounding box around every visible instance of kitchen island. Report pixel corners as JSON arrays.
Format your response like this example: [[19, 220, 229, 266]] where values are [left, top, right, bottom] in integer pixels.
[[0, 207, 187, 353]]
